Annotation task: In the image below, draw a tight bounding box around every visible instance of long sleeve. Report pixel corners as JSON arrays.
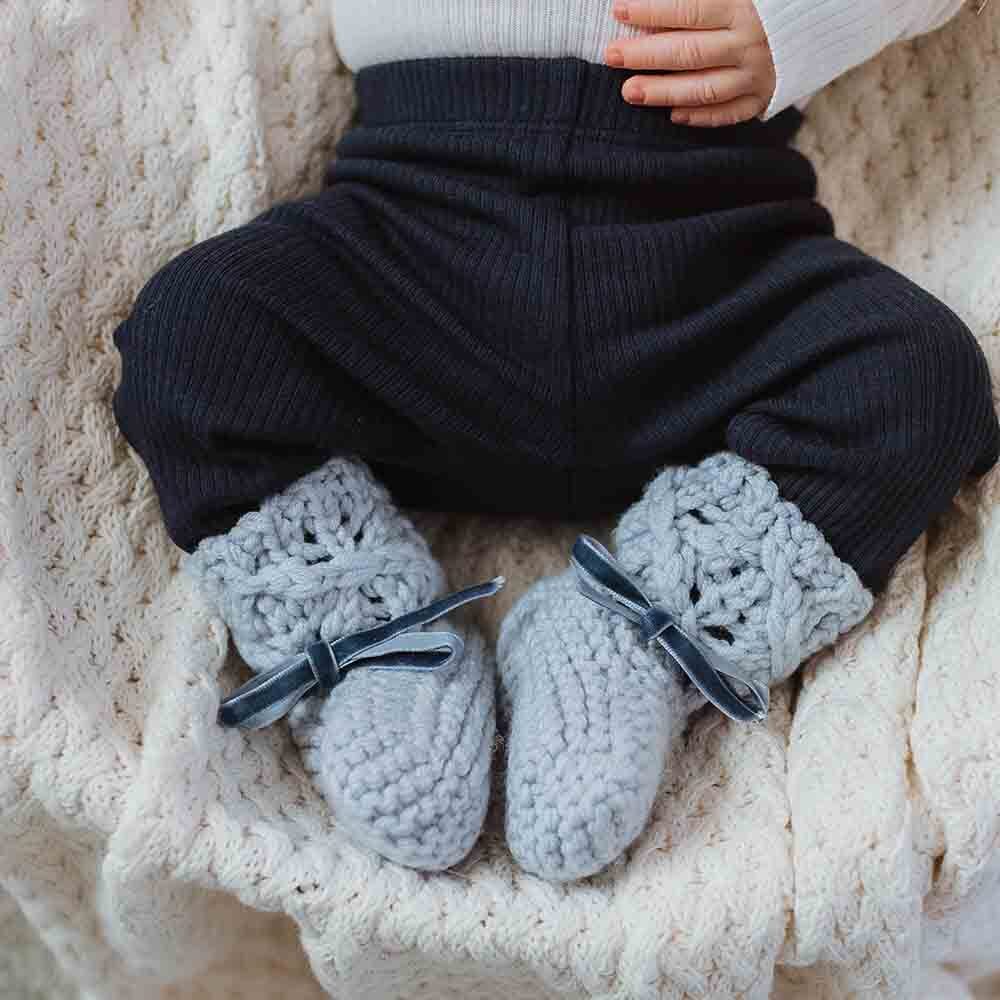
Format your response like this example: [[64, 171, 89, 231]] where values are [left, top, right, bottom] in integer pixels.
[[752, 0, 967, 120]]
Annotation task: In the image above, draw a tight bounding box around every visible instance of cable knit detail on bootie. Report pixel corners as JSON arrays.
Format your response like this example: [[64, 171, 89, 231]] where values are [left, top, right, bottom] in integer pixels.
[[613, 451, 874, 691], [183, 455, 493, 871], [183, 456, 445, 672]]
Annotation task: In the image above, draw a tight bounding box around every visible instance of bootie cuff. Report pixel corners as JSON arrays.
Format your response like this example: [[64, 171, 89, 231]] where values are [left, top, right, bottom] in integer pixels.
[[613, 452, 874, 690], [182, 455, 445, 673]]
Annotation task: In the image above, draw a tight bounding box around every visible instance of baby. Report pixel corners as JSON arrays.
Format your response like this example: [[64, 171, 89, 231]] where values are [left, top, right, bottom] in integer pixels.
[[111, 0, 1000, 880]]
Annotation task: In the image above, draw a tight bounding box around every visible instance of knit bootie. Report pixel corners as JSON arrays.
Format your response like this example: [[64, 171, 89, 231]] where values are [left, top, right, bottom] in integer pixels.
[[184, 456, 496, 871], [499, 452, 874, 881]]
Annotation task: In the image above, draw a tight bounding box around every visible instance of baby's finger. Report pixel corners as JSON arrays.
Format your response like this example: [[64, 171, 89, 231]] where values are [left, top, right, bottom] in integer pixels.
[[605, 29, 739, 72], [622, 69, 753, 107], [670, 94, 765, 126], [613, 0, 734, 29]]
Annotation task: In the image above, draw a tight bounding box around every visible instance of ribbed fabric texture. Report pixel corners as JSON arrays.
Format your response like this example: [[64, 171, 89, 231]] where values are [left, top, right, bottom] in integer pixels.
[[752, 0, 963, 117], [332, 0, 654, 74], [111, 56, 1000, 595], [330, 0, 965, 119]]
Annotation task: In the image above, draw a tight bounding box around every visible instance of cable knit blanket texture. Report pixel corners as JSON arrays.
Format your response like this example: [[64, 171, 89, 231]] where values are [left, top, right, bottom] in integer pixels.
[[2, 3, 1000, 998]]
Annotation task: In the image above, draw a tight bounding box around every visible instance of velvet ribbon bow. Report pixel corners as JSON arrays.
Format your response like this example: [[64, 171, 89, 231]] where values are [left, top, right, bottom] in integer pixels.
[[570, 535, 768, 723], [217, 576, 506, 730]]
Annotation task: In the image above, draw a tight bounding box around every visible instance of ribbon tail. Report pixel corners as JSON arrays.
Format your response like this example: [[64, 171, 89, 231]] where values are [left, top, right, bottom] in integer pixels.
[[570, 535, 649, 624], [414, 575, 507, 625], [218, 652, 318, 730], [655, 625, 769, 723]]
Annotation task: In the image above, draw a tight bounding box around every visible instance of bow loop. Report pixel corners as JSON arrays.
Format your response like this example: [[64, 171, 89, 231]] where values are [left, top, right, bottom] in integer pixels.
[[570, 535, 768, 724], [218, 576, 506, 730]]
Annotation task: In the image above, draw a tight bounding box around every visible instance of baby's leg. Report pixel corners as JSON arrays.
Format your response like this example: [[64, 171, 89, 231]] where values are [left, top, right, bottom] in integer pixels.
[[722, 251, 1000, 598], [112, 205, 495, 871], [500, 240, 1000, 881], [112, 202, 431, 552]]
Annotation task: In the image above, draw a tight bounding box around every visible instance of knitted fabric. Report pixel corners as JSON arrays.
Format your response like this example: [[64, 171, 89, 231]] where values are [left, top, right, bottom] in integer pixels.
[[6, 2, 1000, 998], [111, 55, 1000, 595], [499, 453, 873, 881], [184, 455, 495, 870], [614, 452, 875, 690], [498, 570, 691, 881], [184, 456, 444, 672], [329, 0, 964, 120], [294, 624, 495, 870]]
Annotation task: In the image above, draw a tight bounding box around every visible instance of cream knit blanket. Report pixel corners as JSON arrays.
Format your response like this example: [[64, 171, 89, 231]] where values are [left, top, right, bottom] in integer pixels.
[[2, 3, 999, 998]]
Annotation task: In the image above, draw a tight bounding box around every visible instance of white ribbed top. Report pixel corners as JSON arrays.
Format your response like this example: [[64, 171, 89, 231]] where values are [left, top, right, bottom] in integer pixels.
[[331, 0, 965, 120], [333, 1, 649, 70]]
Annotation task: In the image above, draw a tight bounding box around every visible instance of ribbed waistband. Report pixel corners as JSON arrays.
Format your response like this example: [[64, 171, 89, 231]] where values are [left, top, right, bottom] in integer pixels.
[[353, 56, 804, 147]]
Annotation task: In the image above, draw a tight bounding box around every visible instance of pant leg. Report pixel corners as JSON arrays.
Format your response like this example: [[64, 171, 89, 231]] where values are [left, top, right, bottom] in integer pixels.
[[111, 204, 426, 552], [724, 237, 999, 595]]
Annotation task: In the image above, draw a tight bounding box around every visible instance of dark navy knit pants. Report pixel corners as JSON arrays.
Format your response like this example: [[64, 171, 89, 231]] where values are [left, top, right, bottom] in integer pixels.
[[112, 57, 1000, 596]]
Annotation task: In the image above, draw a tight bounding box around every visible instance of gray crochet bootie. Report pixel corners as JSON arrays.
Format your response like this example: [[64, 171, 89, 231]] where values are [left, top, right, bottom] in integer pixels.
[[499, 452, 874, 881], [184, 456, 496, 871]]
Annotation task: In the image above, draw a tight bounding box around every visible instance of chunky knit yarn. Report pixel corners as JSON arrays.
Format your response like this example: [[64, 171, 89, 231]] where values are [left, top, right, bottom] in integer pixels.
[[329, 0, 964, 121], [7, 2, 1000, 994], [500, 452, 873, 882], [614, 452, 875, 692], [295, 624, 495, 871], [499, 569, 693, 882], [184, 456, 445, 671], [184, 455, 495, 870]]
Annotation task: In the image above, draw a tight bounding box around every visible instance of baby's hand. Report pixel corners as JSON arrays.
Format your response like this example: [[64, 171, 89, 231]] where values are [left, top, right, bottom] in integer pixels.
[[605, 0, 776, 127]]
